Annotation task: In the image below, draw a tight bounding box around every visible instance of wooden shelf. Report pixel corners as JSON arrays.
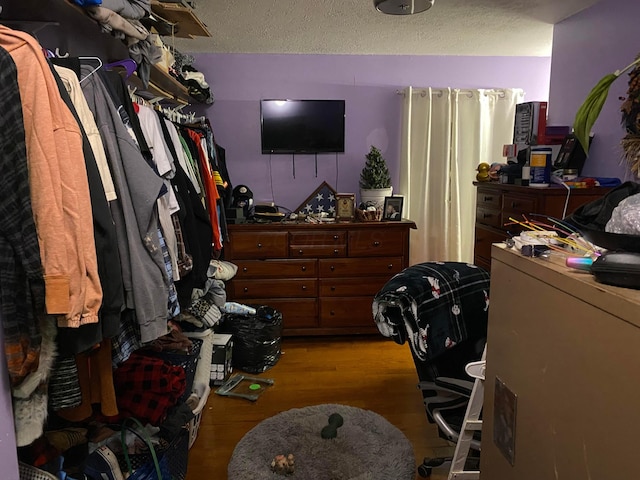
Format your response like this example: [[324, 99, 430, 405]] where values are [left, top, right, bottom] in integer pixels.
[[126, 65, 193, 105], [150, 0, 211, 38], [1, 0, 129, 61], [2, 0, 205, 105]]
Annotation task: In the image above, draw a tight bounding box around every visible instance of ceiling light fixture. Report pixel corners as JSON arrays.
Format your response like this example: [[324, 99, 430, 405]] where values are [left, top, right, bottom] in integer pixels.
[[374, 0, 434, 15]]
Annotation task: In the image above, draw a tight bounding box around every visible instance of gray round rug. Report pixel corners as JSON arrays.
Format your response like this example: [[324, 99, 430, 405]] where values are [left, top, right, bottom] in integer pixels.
[[228, 403, 416, 480]]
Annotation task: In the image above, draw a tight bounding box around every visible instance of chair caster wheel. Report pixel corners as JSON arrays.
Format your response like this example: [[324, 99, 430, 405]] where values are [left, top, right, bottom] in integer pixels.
[[418, 465, 432, 478]]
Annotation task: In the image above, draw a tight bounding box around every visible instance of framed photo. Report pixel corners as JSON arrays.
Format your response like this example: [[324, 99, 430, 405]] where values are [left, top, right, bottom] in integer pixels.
[[383, 196, 403, 221], [335, 193, 356, 222]]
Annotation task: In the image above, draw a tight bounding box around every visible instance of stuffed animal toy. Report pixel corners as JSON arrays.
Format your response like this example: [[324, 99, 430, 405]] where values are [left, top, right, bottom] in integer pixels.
[[476, 162, 491, 182], [271, 453, 295, 475]]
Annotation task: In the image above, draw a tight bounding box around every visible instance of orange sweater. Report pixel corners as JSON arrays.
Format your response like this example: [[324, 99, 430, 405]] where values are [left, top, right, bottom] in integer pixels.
[[0, 26, 102, 326]]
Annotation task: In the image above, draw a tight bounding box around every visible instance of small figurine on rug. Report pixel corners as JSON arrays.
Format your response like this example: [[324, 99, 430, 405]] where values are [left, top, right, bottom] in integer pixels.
[[271, 453, 295, 475], [321, 413, 344, 439]]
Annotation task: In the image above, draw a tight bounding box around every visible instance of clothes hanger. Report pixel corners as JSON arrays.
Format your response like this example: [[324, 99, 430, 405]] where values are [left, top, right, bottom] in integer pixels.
[[79, 56, 103, 83], [104, 58, 137, 79]]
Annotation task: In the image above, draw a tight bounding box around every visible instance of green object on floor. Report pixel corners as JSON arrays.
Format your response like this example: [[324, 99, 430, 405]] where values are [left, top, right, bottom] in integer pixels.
[[215, 374, 274, 401]]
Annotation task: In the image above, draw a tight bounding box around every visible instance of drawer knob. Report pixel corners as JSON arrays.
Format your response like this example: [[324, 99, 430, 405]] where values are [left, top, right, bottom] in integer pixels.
[[330, 310, 335, 316], [298, 249, 303, 255], [387, 264, 393, 269], [302, 285, 307, 291], [257, 243, 262, 248], [330, 265, 335, 271], [483, 196, 493, 202], [330, 286, 336, 291], [373, 241, 380, 247], [334, 249, 339, 254], [301, 266, 306, 272], [333, 235, 339, 240], [243, 287, 248, 293], [242, 267, 248, 273]]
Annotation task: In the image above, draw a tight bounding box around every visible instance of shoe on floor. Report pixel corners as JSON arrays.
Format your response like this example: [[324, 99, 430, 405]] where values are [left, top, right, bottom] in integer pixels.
[[82, 445, 124, 480]]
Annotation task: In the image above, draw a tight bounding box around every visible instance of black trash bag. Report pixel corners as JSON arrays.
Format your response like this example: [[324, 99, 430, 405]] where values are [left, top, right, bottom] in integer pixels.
[[218, 305, 282, 373], [564, 181, 640, 252]]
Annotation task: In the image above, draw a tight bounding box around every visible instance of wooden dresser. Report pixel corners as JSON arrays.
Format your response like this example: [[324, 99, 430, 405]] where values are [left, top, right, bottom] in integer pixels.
[[474, 183, 608, 271], [224, 221, 416, 335]]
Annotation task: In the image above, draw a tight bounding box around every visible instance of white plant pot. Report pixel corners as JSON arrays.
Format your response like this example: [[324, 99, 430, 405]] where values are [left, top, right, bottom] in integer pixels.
[[359, 187, 393, 211]]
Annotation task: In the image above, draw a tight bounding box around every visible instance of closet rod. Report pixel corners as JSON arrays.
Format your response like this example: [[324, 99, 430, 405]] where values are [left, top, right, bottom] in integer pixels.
[[0, 20, 60, 35]]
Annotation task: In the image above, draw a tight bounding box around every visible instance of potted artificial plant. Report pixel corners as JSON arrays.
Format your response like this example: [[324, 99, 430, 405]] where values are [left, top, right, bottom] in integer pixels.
[[573, 54, 640, 175], [359, 146, 392, 211]]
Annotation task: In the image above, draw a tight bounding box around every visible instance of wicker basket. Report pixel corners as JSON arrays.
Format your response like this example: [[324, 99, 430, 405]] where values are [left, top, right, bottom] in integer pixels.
[[142, 338, 203, 403], [355, 208, 382, 222], [118, 421, 190, 480], [188, 383, 211, 449], [19, 462, 58, 480]]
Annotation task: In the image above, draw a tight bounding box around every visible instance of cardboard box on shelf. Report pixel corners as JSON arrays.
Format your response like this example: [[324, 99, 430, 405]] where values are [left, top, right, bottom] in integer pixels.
[[210, 333, 233, 386]]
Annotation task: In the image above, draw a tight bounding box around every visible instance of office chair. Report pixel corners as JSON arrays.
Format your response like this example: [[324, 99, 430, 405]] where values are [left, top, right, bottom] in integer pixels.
[[373, 262, 490, 478]]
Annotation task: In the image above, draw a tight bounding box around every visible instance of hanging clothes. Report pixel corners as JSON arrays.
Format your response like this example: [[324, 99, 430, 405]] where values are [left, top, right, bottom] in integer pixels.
[[185, 128, 223, 253], [0, 26, 103, 328], [51, 64, 124, 350], [55, 338, 118, 423], [80, 63, 169, 343], [136, 103, 181, 283], [53, 63, 117, 202], [155, 115, 213, 309], [170, 162, 213, 310], [45, 63, 122, 423], [0, 44, 45, 386], [164, 118, 202, 196]]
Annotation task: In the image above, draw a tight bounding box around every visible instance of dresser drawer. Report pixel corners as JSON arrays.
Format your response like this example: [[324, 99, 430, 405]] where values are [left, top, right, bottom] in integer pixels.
[[235, 259, 317, 278], [289, 244, 346, 258], [231, 279, 318, 298], [320, 276, 391, 297], [477, 188, 501, 209], [501, 194, 538, 228], [239, 298, 318, 329], [227, 231, 288, 259], [289, 230, 346, 246], [502, 194, 537, 216], [319, 297, 376, 328], [319, 257, 403, 277], [476, 207, 502, 228], [475, 225, 507, 263], [348, 230, 404, 257]]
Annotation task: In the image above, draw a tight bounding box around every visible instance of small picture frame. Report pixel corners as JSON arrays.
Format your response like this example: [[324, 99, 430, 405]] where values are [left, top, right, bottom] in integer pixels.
[[383, 196, 403, 221]]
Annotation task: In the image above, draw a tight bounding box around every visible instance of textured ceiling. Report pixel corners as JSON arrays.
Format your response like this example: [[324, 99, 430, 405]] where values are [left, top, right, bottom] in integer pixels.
[[175, 0, 599, 57]]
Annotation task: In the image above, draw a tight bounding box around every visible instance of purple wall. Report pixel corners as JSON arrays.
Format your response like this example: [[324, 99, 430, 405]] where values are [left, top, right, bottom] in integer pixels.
[[193, 53, 551, 210], [549, 0, 640, 180]]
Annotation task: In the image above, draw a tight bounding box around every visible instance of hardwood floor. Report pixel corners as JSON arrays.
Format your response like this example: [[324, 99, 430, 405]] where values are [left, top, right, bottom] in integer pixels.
[[186, 335, 454, 479]]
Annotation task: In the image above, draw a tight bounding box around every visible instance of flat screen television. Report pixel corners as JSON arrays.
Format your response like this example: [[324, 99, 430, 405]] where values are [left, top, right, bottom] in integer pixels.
[[261, 99, 345, 154]]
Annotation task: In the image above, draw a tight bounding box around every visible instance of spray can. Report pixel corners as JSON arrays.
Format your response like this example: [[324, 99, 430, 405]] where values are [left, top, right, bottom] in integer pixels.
[[529, 147, 552, 187]]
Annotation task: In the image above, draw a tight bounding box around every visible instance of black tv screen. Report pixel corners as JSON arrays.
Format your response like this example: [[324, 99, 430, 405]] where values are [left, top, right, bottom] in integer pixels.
[[261, 99, 345, 154]]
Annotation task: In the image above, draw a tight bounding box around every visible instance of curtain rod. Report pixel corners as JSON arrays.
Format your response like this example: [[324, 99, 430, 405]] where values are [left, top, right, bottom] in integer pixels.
[[395, 88, 507, 98]]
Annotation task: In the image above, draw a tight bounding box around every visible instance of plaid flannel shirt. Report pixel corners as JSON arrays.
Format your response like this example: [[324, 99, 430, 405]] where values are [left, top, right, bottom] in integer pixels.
[[0, 46, 45, 385]]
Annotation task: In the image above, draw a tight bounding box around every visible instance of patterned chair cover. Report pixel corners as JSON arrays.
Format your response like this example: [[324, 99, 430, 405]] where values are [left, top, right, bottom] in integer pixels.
[[373, 262, 490, 365]]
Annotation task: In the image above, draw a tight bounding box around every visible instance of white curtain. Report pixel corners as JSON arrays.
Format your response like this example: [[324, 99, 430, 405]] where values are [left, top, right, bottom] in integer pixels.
[[399, 87, 524, 265]]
